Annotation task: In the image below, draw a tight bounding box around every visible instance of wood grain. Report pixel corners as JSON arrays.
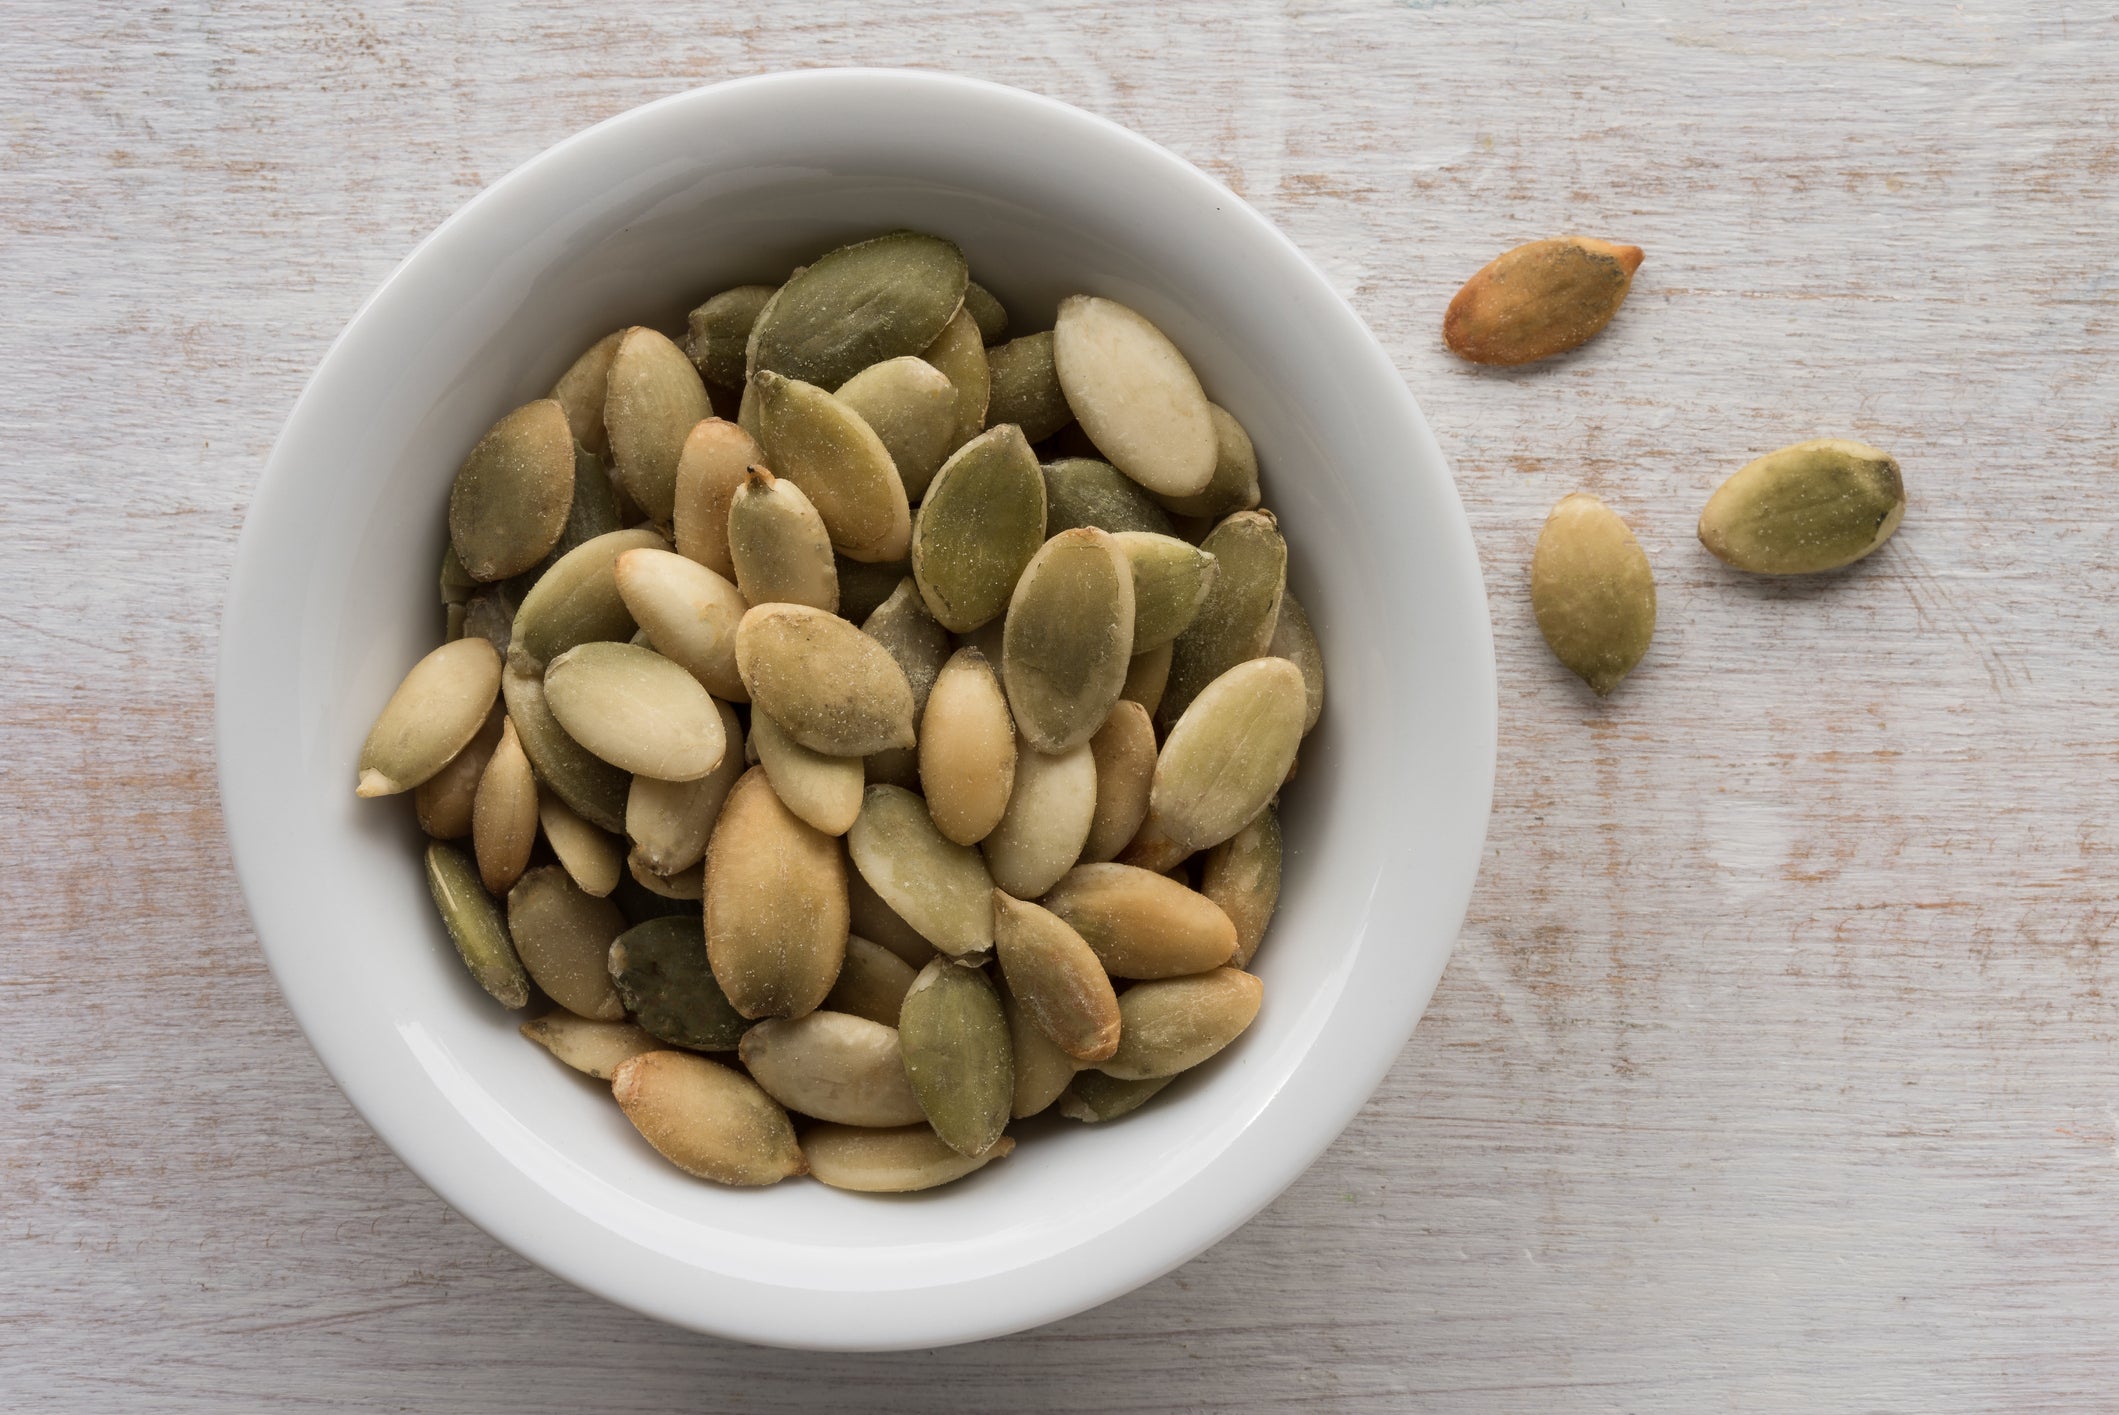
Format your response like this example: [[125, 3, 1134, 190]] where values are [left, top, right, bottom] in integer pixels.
[[4, 2, 2114, 1409]]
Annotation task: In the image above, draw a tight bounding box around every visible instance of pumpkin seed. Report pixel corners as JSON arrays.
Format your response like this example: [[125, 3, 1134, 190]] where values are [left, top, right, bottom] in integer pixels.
[[551, 443, 625, 558], [1001, 527, 1135, 753], [471, 718, 538, 894], [424, 840, 529, 1008], [505, 865, 626, 1020], [440, 546, 478, 605], [413, 707, 502, 840], [610, 1051, 806, 1185], [1003, 982, 1078, 1118], [629, 850, 703, 900], [684, 284, 776, 388], [608, 915, 748, 1051], [703, 768, 847, 1019], [1533, 492, 1657, 695], [1042, 457, 1174, 537], [1120, 641, 1173, 718], [726, 464, 839, 612], [804, 1124, 1013, 1192], [982, 741, 1097, 899], [1698, 438, 1906, 574], [509, 526, 665, 670], [1100, 967, 1263, 1079], [836, 556, 910, 626], [918, 647, 1017, 846], [1041, 863, 1237, 978], [448, 400, 575, 582], [1052, 295, 1216, 497], [1444, 236, 1644, 366], [739, 1011, 926, 1127], [1057, 1070, 1173, 1123], [537, 790, 623, 897], [459, 589, 515, 657], [733, 603, 916, 755], [919, 306, 990, 454], [963, 280, 1009, 345], [898, 958, 1012, 1156], [1154, 402, 1262, 520], [860, 576, 951, 720], [1268, 591, 1325, 734], [985, 331, 1072, 444], [835, 356, 957, 501], [519, 1012, 661, 1079], [1201, 806, 1281, 968], [670, 418, 763, 580], [625, 697, 744, 875], [612, 547, 746, 701], [751, 370, 912, 563], [500, 653, 630, 832], [846, 785, 996, 957], [911, 425, 1047, 632], [847, 867, 940, 969], [543, 641, 727, 782], [356, 638, 502, 797], [1116, 811, 1191, 875], [1150, 656, 1305, 852], [1159, 510, 1285, 731], [748, 708, 863, 835], [605, 327, 712, 525], [549, 331, 624, 456], [1112, 531, 1218, 652], [823, 935, 918, 1027], [1083, 699, 1156, 863], [993, 891, 1120, 1062], [747, 232, 968, 390]]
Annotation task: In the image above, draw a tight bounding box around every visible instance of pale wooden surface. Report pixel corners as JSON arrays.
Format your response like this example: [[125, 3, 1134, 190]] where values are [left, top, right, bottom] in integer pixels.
[[5, 2, 2115, 1409]]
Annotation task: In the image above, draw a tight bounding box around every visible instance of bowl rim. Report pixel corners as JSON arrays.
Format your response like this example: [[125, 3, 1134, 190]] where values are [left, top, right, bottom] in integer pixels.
[[217, 66, 1496, 1349]]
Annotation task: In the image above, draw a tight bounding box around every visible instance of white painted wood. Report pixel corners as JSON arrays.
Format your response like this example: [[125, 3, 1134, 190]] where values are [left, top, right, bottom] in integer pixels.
[[3, 2, 2113, 1408]]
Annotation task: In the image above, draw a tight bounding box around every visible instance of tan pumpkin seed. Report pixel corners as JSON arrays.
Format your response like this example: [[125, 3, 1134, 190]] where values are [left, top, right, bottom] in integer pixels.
[[1041, 863, 1237, 978], [1100, 967, 1263, 1079], [1052, 295, 1216, 497], [823, 935, 919, 1027], [846, 785, 996, 958], [1001, 527, 1135, 753], [1268, 591, 1325, 734], [537, 790, 623, 898], [500, 653, 629, 832], [1042, 457, 1175, 537], [703, 768, 848, 1019], [911, 425, 1047, 632], [684, 284, 776, 388], [612, 546, 748, 702], [670, 418, 763, 580], [1116, 811, 1191, 875], [543, 641, 726, 782], [898, 958, 1012, 1156], [605, 327, 712, 525], [748, 708, 863, 835], [629, 850, 702, 900], [982, 742, 1097, 898], [1083, 700, 1156, 862], [919, 306, 990, 454], [963, 281, 1009, 344], [805, 1124, 1013, 1192], [624, 697, 744, 875], [1155, 403, 1261, 520], [1532, 492, 1656, 696], [549, 330, 624, 456], [1112, 531, 1218, 652], [1004, 982, 1078, 1118], [509, 526, 666, 670], [1698, 438, 1906, 574], [608, 915, 749, 1051], [985, 331, 1072, 444], [835, 356, 957, 501], [356, 638, 502, 797], [610, 1051, 805, 1185], [836, 556, 910, 626], [471, 718, 539, 894], [739, 1011, 926, 1127], [505, 865, 626, 1020], [424, 840, 529, 1008], [747, 232, 968, 390], [1057, 1071, 1173, 1123], [414, 707, 503, 840], [1120, 641, 1173, 718], [1444, 236, 1644, 366], [1201, 806, 1281, 968], [448, 400, 575, 582], [1160, 510, 1286, 731], [993, 892, 1120, 1062], [519, 1012, 660, 1079], [725, 464, 838, 612], [733, 603, 916, 755], [751, 370, 912, 562], [847, 868, 940, 969], [919, 648, 1017, 846], [1151, 657, 1305, 852]]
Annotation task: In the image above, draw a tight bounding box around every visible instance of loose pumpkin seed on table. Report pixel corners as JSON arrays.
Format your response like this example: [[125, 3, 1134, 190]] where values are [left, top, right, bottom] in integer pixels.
[[1443, 236, 1645, 366], [1530, 492, 1656, 697], [1698, 438, 1906, 574]]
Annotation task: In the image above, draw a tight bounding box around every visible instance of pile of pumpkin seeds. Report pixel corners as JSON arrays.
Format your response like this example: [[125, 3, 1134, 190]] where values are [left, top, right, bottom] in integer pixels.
[[356, 231, 1325, 1192]]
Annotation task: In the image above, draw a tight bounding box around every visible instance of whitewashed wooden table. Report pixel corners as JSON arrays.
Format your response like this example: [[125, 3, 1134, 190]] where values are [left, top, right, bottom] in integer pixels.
[[6, 3, 2114, 1409]]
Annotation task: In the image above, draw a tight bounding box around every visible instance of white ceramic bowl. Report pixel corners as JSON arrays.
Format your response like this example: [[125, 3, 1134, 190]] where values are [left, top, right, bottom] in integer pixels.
[[218, 69, 1495, 1350]]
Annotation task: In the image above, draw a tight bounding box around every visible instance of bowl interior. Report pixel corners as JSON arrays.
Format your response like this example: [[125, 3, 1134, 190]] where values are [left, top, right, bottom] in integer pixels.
[[219, 71, 1494, 1349]]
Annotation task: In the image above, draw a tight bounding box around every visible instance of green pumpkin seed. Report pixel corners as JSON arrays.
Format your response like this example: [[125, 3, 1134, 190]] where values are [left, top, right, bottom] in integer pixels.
[[537, 789, 623, 898], [605, 327, 712, 526], [356, 637, 502, 797], [1112, 531, 1218, 652], [1154, 403, 1261, 520], [739, 1011, 926, 1127], [549, 330, 624, 456], [519, 1012, 661, 1079], [993, 891, 1120, 1062], [860, 575, 951, 789], [1120, 641, 1173, 718], [835, 356, 957, 502], [897, 958, 1012, 1156], [610, 1050, 806, 1185], [441, 545, 478, 605], [823, 935, 918, 1027], [846, 785, 996, 957], [726, 464, 839, 612], [527, 442, 624, 583], [748, 708, 863, 835], [624, 698, 743, 875], [459, 588, 514, 657], [1041, 863, 1237, 978], [413, 707, 502, 840], [613, 546, 748, 701], [1083, 699, 1156, 863], [448, 400, 575, 582], [684, 284, 776, 388], [1057, 1070, 1173, 1123], [1002, 527, 1135, 753], [1100, 966, 1262, 1079], [1151, 657, 1304, 852], [982, 742, 1097, 899], [918, 306, 990, 454], [703, 768, 848, 1019], [1052, 295, 1216, 497], [918, 647, 1017, 846], [747, 232, 968, 390], [1201, 806, 1281, 968], [1003, 981, 1078, 1118], [505, 865, 626, 1021], [608, 915, 749, 1050], [836, 556, 911, 625], [1698, 438, 1906, 574], [963, 280, 1009, 345], [610, 872, 701, 927], [509, 526, 665, 670], [1159, 510, 1285, 731], [1532, 492, 1656, 696], [1268, 591, 1325, 734], [1042, 457, 1175, 537], [500, 653, 630, 833], [847, 867, 939, 969], [985, 331, 1072, 444], [804, 1124, 1013, 1192], [733, 603, 916, 755], [424, 840, 529, 1008], [543, 641, 727, 782], [751, 370, 912, 563], [670, 418, 763, 581], [910, 425, 1047, 633]]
